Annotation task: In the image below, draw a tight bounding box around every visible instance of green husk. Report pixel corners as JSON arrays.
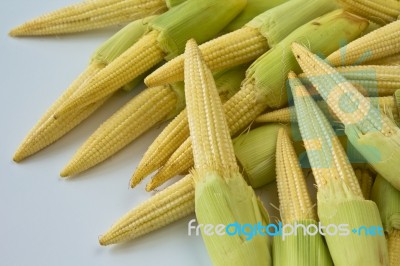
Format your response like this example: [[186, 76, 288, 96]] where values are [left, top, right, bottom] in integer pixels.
[[371, 175, 400, 233], [232, 124, 283, 188], [91, 16, 156, 64], [247, 10, 369, 109], [222, 0, 289, 33], [165, 0, 187, 8], [194, 171, 271, 266], [345, 124, 400, 191], [246, 0, 337, 47], [273, 220, 333, 266], [318, 180, 388, 266], [150, 0, 246, 60], [214, 65, 248, 102]]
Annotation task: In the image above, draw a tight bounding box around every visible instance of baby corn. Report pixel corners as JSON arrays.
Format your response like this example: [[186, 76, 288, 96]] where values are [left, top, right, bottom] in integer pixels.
[[184, 39, 271, 266], [131, 66, 246, 187], [54, 0, 246, 117], [61, 84, 180, 177], [9, 0, 172, 36], [327, 20, 400, 66], [289, 71, 388, 266], [145, 0, 336, 86], [144, 10, 369, 191], [273, 128, 333, 266], [293, 43, 400, 191], [371, 175, 400, 266], [99, 174, 194, 245], [337, 0, 400, 26], [13, 17, 154, 161]]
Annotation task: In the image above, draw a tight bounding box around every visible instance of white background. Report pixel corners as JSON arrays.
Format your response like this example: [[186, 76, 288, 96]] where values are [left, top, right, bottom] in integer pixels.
[[0, 1, 283, 265]]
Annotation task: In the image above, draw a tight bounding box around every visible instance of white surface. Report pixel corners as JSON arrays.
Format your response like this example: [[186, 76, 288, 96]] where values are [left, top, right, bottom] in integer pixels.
[[0, 1, 211, 265]]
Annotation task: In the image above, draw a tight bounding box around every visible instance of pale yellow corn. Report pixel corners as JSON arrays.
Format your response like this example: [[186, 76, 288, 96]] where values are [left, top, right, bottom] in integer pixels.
[[275, 128, 316, 223], [145, 27, 268, 86], [274, 127, 332, 266], [184, 39, 271, 266], [289, 71, 363, 196], [142, 10, 369, 190], [288, 71, 388, 266], [99, 174, 194, 245], [327, 20, 400, 66], [145, 0, 337, 86], [61, 85, 178, 177], [130, 65, 247, 187], [337, 0, 400, 25], [13, 63, 104, 162], [55, 30, 165, 117], [9, 0, 168, 36], [293, 42, 400, 191]]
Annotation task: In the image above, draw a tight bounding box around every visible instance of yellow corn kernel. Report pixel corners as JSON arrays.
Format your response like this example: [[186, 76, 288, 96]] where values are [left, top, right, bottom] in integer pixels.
[[337, 0, 400, 26], [13, 63, 103, 162], [61, 85, 178, 177], [276, 128, 316, 222], [99, 174, 194, 245], [9, 0, 168, 36], [327, 20, 400, 66]]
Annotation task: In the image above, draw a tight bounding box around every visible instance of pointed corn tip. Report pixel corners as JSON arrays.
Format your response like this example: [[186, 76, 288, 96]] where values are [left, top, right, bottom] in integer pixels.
[[60, 165, 72, 178], [145, 181, 157, 192], [98, 235, 108, 246], [287, 70, 297, 79]]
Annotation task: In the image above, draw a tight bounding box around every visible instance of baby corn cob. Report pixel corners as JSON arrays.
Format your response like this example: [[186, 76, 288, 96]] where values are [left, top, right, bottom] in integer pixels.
[[9, 0, 172, 36], [99, 174, 194, 245], [144, 10, 369, 191], [145, 0, 336, 87], [289, 71, 388, 266], [327, 20, 400, 66], [337, 0, 400, 26], [13, 63, 104, 162], [371, 175, 400, 266], [369, 54, 400, 66], [273, 128, 333, 266], [293, 43, 400, 191], [130, 66, 246, 187], [256, 93, 400, 125], [13, 17, 155, 161], [54, 0, 246, 117], [60, 84, 180, 177], [184, 39, 271, 266]]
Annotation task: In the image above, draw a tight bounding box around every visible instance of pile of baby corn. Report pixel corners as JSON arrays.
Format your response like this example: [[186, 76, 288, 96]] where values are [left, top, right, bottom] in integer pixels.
[[11, 0, 400, 265]]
